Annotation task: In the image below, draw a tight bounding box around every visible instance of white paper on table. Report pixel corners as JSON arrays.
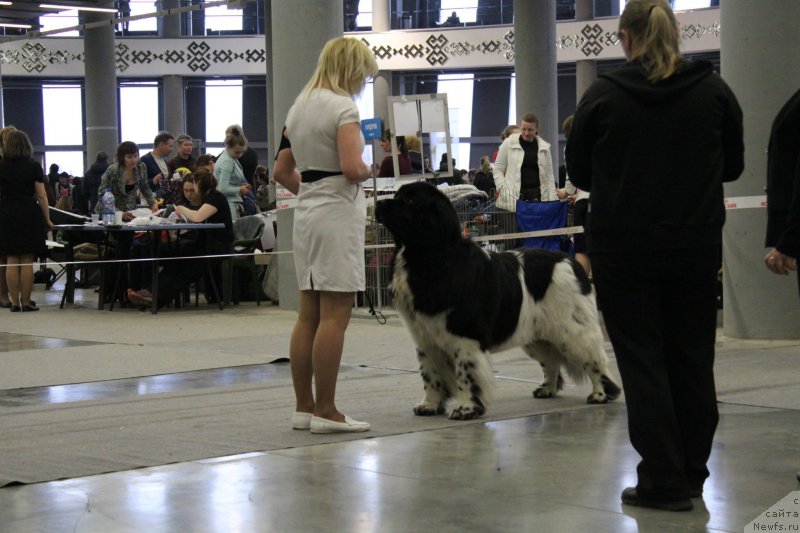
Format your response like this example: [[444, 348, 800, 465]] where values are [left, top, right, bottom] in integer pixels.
[[392, 100, 419, 136], [130, 207, 154, 218], [420, 99, 447, 132]]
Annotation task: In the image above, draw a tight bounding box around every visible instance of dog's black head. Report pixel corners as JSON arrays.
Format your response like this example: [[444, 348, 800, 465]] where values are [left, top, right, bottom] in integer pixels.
[[375, 181, 462, 249]]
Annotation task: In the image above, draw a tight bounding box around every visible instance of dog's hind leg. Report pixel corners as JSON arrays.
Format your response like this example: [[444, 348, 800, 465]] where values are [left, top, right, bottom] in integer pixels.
[[413, 347, 450, 416], [448, 348, 494, 420], [559, 318, 622, 404], [524, 342, 564, 399]]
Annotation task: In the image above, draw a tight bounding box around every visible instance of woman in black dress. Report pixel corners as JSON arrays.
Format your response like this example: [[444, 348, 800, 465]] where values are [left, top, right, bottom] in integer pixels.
[[0, 130, 53, 311], [0, 124, 17, 308]]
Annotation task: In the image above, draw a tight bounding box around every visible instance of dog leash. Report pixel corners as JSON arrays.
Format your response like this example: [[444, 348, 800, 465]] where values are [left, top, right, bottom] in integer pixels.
[[363, 289, 387, 325]]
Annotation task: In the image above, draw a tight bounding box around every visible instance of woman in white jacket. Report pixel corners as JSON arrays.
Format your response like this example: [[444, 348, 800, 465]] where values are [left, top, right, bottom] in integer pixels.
[[492, 112, 557, 248]]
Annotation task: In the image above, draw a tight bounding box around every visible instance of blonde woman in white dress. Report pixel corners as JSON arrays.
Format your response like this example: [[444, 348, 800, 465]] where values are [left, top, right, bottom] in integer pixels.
[[273, 37, 377, 434]]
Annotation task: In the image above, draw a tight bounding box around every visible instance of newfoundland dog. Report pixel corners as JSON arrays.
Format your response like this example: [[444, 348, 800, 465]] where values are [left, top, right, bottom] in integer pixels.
[[375, 182, 620, 420]]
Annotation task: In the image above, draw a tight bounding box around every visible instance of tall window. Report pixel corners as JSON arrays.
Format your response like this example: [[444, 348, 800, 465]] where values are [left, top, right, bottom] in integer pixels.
[[39, 10, 79, 36], [120, 82, 160, 147], [205, 4, 244, 33], [127, 0, 158, 33], [508, 74, 516, 127], [434, 73, 473, 175], [205, 80, 243, 145], [619, 0, 713, 12], [671, 0, 713, 10], [354, 80, 375, 167], [439, 0, 478, 25], [42, 85, 84, 175], [356, 0, 374, 28]]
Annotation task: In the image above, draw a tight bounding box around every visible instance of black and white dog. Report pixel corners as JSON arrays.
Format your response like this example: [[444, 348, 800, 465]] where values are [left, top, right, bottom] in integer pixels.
[[375, 182, 620, 420]]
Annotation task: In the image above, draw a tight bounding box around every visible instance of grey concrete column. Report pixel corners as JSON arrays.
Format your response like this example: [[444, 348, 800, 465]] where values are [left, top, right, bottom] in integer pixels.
[[84, 1, 118, 167], [372, 0, 392, 122], [160, 0, 184, 138], [574, 0, 596, 102], [159, 0, 182, 37], [270, 0, 343, 310], [721, 0, 800, 339], [514, 1, 559, 169], [163, 76, 185, 136]]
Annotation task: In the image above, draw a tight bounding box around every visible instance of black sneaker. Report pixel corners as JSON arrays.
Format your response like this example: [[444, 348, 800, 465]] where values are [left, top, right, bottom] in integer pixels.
[[621, 487, 693, 512]]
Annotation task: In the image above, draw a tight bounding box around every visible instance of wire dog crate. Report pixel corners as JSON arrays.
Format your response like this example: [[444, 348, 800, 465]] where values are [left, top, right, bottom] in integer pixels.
[[361, 187, 516, 311]]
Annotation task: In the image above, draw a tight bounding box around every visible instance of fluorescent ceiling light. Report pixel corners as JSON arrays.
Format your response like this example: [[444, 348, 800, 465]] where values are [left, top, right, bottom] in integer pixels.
[[39, 3, 118, 13], [0, 2, 13, 6], [0, 22, 31, 28]]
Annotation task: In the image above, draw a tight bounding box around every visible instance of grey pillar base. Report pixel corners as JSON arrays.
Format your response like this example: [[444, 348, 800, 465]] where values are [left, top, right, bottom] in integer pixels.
[[720, 1, 800, 339], [276, 208, 299, 311]]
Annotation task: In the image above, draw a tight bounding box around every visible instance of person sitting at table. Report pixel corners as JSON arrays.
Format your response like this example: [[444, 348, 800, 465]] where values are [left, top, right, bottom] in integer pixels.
[[96, 141, 158, 300], [194, 154, 215, 174], [127, 169, 233, 310], [95, 141, 158, 219]]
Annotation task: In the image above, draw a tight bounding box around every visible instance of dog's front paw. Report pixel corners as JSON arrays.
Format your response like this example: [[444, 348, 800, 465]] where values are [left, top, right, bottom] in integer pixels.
[[413, 402, 445, 416], [586, 392, 609, 404], [533, 386, 556, 399], [448, 405, 484, 420]]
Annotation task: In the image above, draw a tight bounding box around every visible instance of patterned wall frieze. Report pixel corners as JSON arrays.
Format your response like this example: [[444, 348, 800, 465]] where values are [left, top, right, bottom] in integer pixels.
[[0, 9, 720, 77]]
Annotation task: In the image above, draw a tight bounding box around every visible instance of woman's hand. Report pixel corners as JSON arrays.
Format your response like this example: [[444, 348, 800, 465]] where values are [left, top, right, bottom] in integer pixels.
[[239, 184, 251, 197], [122, 211, 136, 222]]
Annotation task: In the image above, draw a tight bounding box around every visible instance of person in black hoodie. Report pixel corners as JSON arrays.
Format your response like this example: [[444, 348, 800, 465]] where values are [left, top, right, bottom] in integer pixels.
[[764, 87, 800, 291], [84, 151, 109, 212], [566, 0, 744, 512]]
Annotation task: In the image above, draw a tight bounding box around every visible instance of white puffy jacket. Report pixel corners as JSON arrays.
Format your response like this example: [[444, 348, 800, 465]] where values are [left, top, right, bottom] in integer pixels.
[[493, 133, 557, 212]]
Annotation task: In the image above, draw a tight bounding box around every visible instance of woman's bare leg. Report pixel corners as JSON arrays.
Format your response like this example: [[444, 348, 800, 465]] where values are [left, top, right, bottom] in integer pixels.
[[0, 258, 9, 305], [19, 254, 35, 306], [5, 255, 20, 306], [312, 291, 354, 422], [290, 290, 320, 413]]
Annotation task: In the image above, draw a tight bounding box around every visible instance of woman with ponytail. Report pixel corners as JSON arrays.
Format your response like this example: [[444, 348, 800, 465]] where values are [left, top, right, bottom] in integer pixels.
[[566, 0, 744, 512], [214, 125, 249, 221]]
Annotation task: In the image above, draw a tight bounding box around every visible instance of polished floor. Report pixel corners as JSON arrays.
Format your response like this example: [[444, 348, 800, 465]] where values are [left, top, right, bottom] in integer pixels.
[[0, 284, 798, 533]]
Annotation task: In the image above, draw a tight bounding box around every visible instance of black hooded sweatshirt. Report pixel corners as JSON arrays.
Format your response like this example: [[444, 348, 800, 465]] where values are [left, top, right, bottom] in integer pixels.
[[566, 59, 744, 253]]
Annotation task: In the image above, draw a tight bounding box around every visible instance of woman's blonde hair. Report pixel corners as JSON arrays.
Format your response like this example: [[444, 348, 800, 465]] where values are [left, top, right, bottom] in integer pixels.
[[303, 37, 378, 99], [480, 156, 491, 174], [0, 125, 17, 158], [224, 125, 247, 149], [619, 0, 683, 82], [405, 134, 422, 152]]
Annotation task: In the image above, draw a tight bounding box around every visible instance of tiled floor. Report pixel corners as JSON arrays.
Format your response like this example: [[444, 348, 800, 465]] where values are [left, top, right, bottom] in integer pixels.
[[0, 284, 798, 532]]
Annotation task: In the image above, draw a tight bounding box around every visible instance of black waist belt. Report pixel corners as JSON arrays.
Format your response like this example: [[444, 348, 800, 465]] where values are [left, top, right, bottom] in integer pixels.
[[301, 170, 340, 183]]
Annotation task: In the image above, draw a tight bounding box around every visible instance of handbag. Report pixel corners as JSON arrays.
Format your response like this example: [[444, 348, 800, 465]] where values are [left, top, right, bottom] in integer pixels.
[[515, 199, 569, 252]]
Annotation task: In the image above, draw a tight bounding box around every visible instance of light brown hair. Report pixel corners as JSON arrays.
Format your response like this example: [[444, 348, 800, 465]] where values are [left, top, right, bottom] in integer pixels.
[[620, 0, 682, 82]]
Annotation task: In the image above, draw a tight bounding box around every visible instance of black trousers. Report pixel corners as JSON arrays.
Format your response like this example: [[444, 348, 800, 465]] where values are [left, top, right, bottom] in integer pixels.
[[591, 246, 720, 502]]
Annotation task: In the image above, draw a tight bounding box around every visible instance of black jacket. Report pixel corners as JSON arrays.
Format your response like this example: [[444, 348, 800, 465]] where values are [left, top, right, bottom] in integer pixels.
[[765, 87, 800, 259], [566, 59, 744, 253], [83, 161, 108, 201]]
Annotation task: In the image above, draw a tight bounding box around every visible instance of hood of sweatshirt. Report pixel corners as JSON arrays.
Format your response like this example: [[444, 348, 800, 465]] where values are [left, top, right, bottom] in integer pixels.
[[599, 58, 714, 105]]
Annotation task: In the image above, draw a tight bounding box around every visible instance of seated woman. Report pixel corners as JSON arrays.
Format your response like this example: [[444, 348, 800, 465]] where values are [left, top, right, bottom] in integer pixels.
[[127, 169, 233, 310], [377, 131, 411, 177], [95, 141, 158, 298], [95, 141, 158, 219]]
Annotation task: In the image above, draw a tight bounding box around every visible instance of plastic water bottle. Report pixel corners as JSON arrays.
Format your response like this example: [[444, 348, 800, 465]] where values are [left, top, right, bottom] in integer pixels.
[[102, 188, 115, 225]]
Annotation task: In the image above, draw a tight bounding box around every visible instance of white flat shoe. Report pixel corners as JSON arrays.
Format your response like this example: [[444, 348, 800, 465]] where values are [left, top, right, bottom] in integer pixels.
[[291, 412, 313, 430], [310, 415, 371, 434]]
